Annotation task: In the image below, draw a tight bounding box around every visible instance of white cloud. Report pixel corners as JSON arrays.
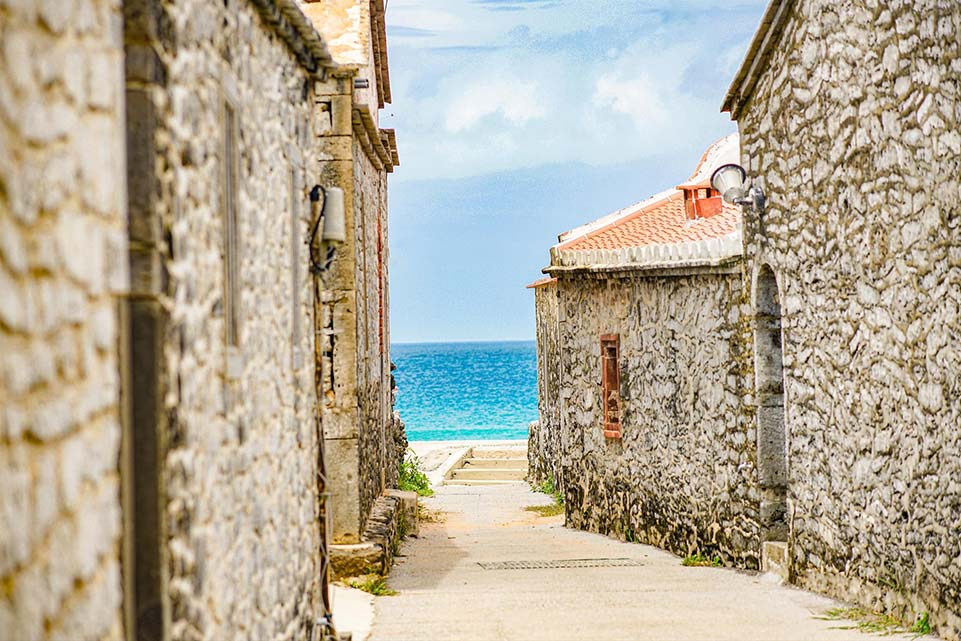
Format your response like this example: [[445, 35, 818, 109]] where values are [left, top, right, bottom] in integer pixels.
[[383, 0, 766, 181], [593, 73, 668, 130], [444, 77, 545, 132]]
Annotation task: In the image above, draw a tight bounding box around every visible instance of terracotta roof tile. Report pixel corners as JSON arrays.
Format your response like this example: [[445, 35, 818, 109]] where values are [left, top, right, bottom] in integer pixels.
[[526, 277, 557, 289], [557, 192, 740, 253]]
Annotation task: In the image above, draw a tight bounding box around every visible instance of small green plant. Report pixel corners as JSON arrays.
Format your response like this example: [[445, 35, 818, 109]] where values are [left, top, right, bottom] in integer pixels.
[[348, 574, 397, 597], [396, 513, 410, 539], [524, 504, 565, 517], [681, 554, 722, 567], [818, 607, 906, 636], [533, 478, 564, 506], [392, 517, 409, 555], [911, 612, 930, 636], [398, 450, 433, 497], [527, 477, 565, 517], [417, 503, 446, 523]]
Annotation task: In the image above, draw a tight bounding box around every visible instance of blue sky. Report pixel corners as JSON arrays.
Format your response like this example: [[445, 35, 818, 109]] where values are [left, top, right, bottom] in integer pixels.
[[383, 0, 768, 344]]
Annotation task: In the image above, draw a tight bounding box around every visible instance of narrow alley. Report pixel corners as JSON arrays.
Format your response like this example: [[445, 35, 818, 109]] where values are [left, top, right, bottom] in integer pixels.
[[367, 478, 917, 641], [2, 1, 959, 640]]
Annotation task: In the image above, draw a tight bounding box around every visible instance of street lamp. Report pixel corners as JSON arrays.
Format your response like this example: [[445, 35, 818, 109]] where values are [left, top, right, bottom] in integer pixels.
[[710, 163, 766, 212]]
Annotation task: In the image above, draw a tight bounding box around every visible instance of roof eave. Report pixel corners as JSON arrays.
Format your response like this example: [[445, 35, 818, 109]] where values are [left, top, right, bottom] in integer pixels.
[[721, 0, 796, 120], [526, 277, 557, 289], [545, 255, 743, 277], [371, 0, 392, 106], [548, 228, 744, 274]]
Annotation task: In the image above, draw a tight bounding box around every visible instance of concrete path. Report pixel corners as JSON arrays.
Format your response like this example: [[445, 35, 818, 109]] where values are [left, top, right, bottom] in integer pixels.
[[369, 482, 918, 641]]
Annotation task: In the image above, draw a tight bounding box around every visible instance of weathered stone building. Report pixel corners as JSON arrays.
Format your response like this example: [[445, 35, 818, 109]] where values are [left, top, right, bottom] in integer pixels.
[[301, 0, 404, 548], [0, 1, 128, 638], [532, 2, 961, 638], [0, 0, 404, 639], [529, 136, 761, 565], [722, 0, 961, 637], [123, 2, 335, 639]]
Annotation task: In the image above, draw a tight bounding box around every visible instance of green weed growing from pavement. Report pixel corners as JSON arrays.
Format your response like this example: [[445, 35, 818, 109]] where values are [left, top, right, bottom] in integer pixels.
[[524, 503, 565, 517], [681, 554, 722, 567], [527, 477, 565, 517], [398, 450, 433, 497], [348, 574, 397, 597], [533, 478, 564, 506], [817, 607, 910, 636], [911, 612, 931, 636]]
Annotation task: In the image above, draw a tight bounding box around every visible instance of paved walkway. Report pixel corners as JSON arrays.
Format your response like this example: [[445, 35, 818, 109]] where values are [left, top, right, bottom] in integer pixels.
[[369, 482, 916, 641]]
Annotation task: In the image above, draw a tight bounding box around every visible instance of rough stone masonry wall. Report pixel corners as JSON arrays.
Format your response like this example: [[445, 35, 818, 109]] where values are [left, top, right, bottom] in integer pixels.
[[735, 0, 961, 636], [127, 1, 324, 638], [554, 270, 759, 567], [529, 283, 563, 492], [309, 0, 402, 546], [317, 74, 364, 545], [0, 0, 127, 638], [317, 70, 401, 544], [353, 137, 399, 537]]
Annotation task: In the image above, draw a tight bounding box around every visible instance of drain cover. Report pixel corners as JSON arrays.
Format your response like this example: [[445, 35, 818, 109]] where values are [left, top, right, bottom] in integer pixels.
[[478, 558, 644, 570]]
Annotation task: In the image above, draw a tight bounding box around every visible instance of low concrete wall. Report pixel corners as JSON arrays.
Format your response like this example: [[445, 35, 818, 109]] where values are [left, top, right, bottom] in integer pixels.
[[330, 490, 417, 579]]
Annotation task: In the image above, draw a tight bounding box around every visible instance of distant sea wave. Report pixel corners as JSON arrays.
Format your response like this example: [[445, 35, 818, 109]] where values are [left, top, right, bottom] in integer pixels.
[[392, 341, 537, 442]]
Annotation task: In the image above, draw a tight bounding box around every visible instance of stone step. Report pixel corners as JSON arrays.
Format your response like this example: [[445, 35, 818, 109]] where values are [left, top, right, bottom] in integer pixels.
[[469, 449, 528, 460], [450, 467, 527, 481], [444, 478, 526, 486], [462, 458, 527, 470]]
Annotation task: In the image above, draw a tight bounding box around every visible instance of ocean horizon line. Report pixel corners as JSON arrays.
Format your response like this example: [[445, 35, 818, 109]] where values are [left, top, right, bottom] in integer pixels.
[[392, 338, 535, 346]]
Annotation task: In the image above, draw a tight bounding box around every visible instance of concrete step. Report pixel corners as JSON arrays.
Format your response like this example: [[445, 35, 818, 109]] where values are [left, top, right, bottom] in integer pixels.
[[469, 449, 527, 460], [450, 468, 527, 481], [444, 478, 526, 486], [462, 458, 527, 470]]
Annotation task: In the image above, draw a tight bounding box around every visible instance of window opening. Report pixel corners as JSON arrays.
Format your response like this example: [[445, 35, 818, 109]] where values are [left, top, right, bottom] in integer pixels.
[[601, 334, 621, 439], [224, 103, 241, 348]]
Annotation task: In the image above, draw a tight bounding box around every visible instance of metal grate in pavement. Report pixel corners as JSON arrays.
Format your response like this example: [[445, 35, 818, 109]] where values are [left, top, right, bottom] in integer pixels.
[[478, 558, 644, 571]]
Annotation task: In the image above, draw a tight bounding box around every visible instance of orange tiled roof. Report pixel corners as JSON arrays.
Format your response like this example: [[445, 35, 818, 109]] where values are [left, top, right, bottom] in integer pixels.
[[557, 191, 740, 253], [526, 277, 557, 289]]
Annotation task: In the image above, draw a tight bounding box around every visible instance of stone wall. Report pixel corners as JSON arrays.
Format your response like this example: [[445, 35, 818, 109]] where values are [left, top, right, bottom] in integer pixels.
[[731, 0, 961, 636], [316, 73, 364, 545], [300, 0, 389, 111], [353, 136, 398, 531], [0, 0, 128, 638], [124, 1, 326, 638], [548, 268, 759, 567], [311, 0, 402, 544], [529, 282, 563, 491]]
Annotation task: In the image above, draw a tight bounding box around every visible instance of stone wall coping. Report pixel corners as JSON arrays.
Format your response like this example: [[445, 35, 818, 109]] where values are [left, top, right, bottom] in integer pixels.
[[352, 104, 398, 171], [371, 0, 392, 106], [721, 0, 797, 119], [546, 225, 743, 275], [249, 0, 336, 78], [546, 261, 741, 280]]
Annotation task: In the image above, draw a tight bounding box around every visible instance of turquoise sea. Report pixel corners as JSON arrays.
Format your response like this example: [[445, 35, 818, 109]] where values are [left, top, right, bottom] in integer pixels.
[[392, 341, 537, 441]]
